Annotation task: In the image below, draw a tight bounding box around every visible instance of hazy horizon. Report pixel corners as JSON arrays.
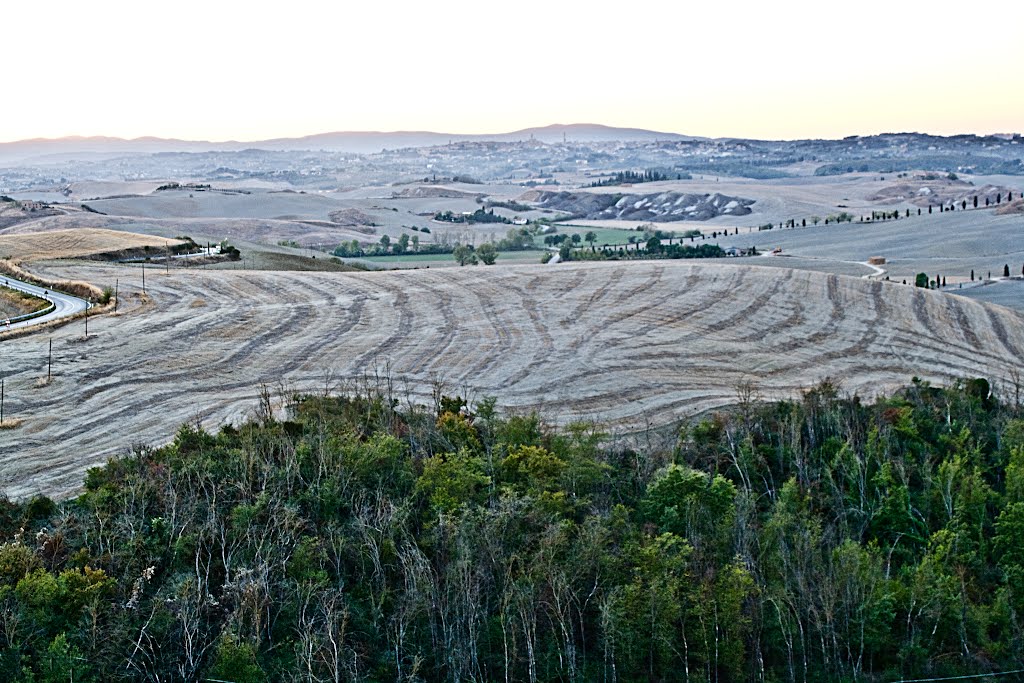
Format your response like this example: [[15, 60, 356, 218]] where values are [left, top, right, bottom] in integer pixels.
[[2, 122, 1021, 147], [3, 0, 1022, 144]]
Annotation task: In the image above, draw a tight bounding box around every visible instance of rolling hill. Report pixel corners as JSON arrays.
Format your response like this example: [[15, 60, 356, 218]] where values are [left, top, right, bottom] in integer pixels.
[[3, 259, 1023, 498]]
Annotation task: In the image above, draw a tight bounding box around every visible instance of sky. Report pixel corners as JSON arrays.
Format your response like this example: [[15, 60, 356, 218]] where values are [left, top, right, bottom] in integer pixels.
[[3, 0, 1022, 142]]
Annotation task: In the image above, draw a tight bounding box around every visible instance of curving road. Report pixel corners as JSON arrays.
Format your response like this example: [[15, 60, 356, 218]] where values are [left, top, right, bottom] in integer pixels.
[[1, 276, 90, 332]]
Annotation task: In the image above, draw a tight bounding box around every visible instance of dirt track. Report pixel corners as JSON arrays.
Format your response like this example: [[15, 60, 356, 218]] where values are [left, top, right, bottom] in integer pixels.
[[2, 260, 1024, 499]]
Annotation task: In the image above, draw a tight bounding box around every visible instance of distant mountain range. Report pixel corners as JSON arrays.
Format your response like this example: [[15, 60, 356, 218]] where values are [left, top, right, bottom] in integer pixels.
[[1, 125, 1018, 166], [0, 124, 700, 164]]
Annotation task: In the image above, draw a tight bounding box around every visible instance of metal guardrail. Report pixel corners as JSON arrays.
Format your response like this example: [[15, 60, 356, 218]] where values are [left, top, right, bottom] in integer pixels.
[[1, 282, 57, 326], [3, 301, 57, 325]]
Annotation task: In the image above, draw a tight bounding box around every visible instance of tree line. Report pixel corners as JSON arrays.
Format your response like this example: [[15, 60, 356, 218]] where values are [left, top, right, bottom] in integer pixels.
[[2, 378, 1024, 682], [433, 208, 511, 225], [590, 169, 685, 187]]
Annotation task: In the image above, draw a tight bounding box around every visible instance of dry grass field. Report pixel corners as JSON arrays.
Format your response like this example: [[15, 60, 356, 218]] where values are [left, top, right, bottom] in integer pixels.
[[84, 189, 352, 221], [0, 211, 410, 253], [571, 174, 891, 227], [737, 209, 1024, 286], [0, 301, 21, 319], [0, 287, 46, 318], [996, 198, 1024, 215], [83, 186, 551, 244], [0, 228, 186, 261], [2, 260, 1024, 499]]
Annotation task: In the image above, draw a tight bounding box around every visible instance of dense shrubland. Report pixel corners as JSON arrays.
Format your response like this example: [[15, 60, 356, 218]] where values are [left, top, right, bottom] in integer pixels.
[[2, 377, 1024, 682]]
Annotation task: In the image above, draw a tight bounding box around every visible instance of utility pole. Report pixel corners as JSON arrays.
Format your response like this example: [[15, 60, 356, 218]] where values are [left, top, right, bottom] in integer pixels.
[[142, 261, 146, 294], [84, 302, 88, 338], [1, 379, 4, 425], [166, 242, 170, 275], [114, 279, 118, 313], [47, 338, 52, 380]]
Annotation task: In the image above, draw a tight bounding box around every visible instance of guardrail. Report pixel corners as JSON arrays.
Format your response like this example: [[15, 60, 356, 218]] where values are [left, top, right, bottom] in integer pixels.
[[1, 281, 57, 327], [3, 301, 57, 326]]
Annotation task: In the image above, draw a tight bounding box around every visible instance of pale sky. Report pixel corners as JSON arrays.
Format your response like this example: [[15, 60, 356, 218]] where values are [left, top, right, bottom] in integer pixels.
[[3, 0, 1022, 142]]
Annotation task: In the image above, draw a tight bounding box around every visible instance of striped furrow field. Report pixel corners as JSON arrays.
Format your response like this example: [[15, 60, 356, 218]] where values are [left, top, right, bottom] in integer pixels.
[[2, 260, 1023, 498]]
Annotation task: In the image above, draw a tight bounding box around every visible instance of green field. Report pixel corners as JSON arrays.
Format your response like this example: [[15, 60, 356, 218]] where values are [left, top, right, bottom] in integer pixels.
[[552, 224, 640, 247]]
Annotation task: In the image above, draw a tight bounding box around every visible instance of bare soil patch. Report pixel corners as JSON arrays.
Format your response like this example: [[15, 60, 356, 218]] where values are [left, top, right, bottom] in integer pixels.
[[868, 175, 1013, 208], [995, 199, 1024, 215], [0, 202, 63, 230], [328, 208, 377, 226], [522, 189, 754, 221], [391, 186, 485, 199]]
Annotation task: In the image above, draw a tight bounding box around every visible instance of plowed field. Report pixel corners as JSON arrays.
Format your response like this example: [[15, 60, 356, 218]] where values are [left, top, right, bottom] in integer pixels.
[[2, 260, 1024, 498]]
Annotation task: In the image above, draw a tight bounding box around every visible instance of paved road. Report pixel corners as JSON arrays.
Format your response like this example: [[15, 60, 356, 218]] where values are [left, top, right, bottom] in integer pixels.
[[1, 276, 90, 332]]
